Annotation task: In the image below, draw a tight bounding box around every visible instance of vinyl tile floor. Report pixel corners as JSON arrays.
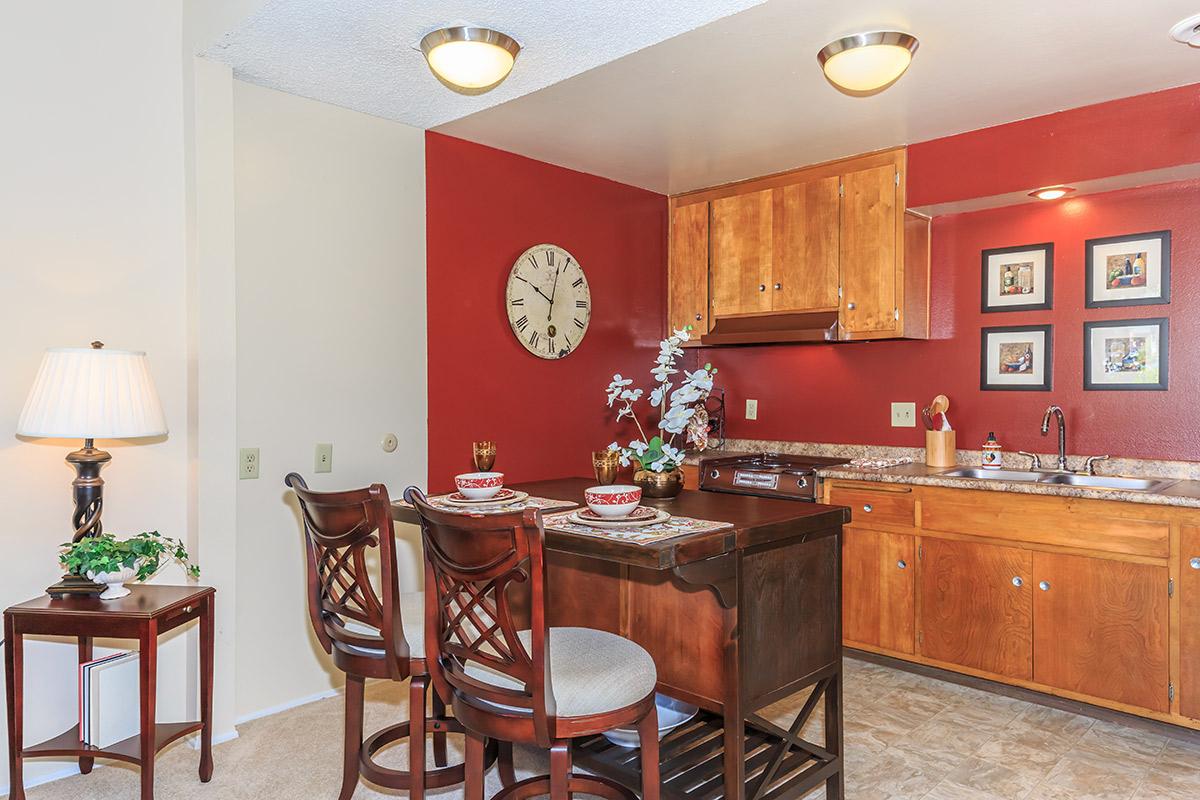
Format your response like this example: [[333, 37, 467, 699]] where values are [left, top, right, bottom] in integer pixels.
[[8, 656, 1200, 799]]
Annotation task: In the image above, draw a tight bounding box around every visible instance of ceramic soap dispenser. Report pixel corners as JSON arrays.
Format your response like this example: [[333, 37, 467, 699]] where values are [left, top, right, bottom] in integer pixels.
[[982, 432, 1002, 470]]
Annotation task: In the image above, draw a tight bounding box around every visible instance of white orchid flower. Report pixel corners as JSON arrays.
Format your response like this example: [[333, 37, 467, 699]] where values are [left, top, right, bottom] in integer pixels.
[[660, 443, 683, 464], [605, 374, 633, 407], [619, 388, 644, 403], [608, 441, 621, 452], [683, 368, 714, 392], [651, 363, 677, 382], [648, 456, 669, 473], [650, 382, 673, 407], [629, 440, 649, 455], [659, 404, 695, 434], [671, 384, 703, 405], [672, 328, 691, 342]]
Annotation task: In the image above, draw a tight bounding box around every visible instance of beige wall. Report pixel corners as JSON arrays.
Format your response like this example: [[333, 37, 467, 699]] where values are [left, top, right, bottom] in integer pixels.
[[232, 80, 428, 720]]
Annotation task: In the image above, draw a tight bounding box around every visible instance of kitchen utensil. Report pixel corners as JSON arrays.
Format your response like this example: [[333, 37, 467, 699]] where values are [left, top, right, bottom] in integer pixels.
[[472, 441, 496, 471], [921, 407, 934, 430], [592, 449, 620, 485], [930, 394, 950, 414]]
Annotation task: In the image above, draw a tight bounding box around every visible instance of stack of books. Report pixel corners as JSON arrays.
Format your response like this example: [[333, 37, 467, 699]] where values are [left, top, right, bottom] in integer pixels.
[[78, 651, 140, 747]]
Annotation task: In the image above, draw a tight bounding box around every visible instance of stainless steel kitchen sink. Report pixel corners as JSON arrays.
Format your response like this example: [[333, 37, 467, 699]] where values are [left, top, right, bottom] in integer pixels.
[[1035, 473, 1178, 492], [939, 468, 1044, 481]]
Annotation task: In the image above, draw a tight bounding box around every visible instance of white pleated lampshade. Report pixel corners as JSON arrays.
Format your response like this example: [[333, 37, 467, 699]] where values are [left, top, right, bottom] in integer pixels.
[[17, 346, 168, 439]]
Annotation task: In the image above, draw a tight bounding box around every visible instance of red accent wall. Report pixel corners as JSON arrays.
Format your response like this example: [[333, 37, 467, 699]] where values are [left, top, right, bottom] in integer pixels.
[[714, 178, 1200, 460], [426, 133, 667, 490], [908, 83, 1200, 207]]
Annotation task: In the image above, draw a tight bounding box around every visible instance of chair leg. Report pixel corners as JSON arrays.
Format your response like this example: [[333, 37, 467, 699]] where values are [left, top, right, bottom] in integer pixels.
[[498, 740, 517, 787], [409, 675, 427, 800], [340, 675, 365, 800], [638, 705, 661, 800], [431, 685, 448, 768], [465, 731, 486, 800], [550, 739, 572, 800]]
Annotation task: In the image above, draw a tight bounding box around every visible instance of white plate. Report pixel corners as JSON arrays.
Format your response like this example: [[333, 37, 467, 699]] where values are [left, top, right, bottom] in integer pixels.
[[442, 489, 529, 507], [567, 508, 670, 529]]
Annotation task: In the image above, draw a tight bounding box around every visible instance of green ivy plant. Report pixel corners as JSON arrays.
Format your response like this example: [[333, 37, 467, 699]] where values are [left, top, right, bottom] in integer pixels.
[[60, 532, 200, 583]]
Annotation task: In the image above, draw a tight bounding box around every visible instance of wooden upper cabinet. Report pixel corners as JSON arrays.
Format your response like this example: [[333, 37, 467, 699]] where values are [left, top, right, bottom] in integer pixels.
[[771, 176, 840, 312], [1032, 552, 1169, 712], [668, 200, 711, 344], [840, 163, 898, 337], [710, 189, 773, 317], [842, 527, 915, 654], [1182, 526, 1200, 720], [918, 537, 1033, 681]]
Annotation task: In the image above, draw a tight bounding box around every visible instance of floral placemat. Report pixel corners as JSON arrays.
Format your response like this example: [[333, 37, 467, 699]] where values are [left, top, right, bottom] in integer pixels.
[[395, 494, 578, 515], [542, 509, 733, 545]]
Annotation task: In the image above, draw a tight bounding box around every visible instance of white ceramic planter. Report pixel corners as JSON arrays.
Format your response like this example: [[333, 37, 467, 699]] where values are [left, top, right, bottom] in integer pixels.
[[87, 566, 137, 600]]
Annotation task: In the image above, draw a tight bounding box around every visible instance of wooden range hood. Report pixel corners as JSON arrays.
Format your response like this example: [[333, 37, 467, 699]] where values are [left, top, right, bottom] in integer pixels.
[[701, 310, 839, 345]]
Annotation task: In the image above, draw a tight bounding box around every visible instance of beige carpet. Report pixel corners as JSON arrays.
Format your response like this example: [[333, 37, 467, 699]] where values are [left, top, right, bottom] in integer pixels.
[[9, 657, 1200, 799]]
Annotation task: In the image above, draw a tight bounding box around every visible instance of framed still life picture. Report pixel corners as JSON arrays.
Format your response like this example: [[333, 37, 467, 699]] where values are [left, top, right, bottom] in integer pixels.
[[981, 243, 1053, 312], [1084, 318, 1168, 391], [980, 325, 1053, 391], [1084, 230, 1170, 308]]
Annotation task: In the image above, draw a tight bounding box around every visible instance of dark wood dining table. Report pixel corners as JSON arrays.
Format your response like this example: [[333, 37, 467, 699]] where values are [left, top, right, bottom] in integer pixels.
[[392, 477, 849, 800]]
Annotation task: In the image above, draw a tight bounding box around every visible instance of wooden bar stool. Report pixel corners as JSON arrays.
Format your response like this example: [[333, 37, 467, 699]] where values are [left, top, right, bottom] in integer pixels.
[[286, 474, 485, 800], [405, 487, 661, 800]]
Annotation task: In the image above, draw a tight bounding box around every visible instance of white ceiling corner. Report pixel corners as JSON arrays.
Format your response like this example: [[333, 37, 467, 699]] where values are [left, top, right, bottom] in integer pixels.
[[202, 0, 769, 129]]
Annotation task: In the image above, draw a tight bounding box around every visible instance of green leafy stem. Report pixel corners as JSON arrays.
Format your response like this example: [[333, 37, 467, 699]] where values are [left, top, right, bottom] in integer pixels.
[[60, 531, 200, 583]]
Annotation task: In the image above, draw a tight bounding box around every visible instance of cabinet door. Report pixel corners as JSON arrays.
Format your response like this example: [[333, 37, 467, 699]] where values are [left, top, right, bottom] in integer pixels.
[[839, 164, 898, 336], [1183, 526, 1200, 719], [710, 189, 772, 317], [843, 527, 915, 654], [1033, 552, 1169, 712], [771, 176, 840, 312], [668, 201, 710, 342], [918, 537, 1033, 680]]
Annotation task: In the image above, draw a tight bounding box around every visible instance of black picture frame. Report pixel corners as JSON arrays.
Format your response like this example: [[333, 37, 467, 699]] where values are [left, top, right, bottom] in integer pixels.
[[1083, 318, 1169, 391], [980, 242, 1054, 313], [1084, 230, 1171, 309], [980, 324, 1053, 391]]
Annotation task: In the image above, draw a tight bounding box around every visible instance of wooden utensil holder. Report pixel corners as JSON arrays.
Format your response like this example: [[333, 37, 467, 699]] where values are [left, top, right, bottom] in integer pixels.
[[926, 430, 957, 468]]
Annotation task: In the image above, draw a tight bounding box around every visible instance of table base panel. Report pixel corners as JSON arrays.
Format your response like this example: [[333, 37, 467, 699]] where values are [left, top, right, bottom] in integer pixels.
[[23, 722, 203, 766]]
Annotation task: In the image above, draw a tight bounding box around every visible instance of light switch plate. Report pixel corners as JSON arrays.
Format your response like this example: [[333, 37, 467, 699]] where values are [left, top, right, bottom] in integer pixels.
[[745, 399, 758, 420], [239, 448, 260, 480], [315, 443, 333, 473], [891, 402, 917, 428]]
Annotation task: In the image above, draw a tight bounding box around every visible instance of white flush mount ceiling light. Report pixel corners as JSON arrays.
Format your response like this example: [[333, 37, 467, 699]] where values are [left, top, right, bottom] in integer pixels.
[[420, 26, 521, 95], [1029, 185, 1076, 201], [818, 31, 919, 95], [1170, 14, 1200, 46]]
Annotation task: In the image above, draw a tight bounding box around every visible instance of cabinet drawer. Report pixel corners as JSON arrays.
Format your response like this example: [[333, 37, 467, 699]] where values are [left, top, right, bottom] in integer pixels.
[[828, 485, 915, 528]]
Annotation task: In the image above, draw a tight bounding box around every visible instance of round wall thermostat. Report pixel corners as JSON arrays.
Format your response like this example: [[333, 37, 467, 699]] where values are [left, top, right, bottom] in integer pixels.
[[381, 433, 398, 453]]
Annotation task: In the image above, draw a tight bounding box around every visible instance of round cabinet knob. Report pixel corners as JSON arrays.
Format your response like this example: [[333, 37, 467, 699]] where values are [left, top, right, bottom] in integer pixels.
[[695, 313, 703, 321], [1012, 576, 1024, 588], [1191, 557, 1200, 570], [1039, 580, 1051, 592], [774, 282, 782, 290], [862, 504, 873, 513], [709, 469, 720, 480], [796, 477, 809, 489], [759, 284, 766, 292], [897, 560, 908, 570], [847, 302, 856, 310]]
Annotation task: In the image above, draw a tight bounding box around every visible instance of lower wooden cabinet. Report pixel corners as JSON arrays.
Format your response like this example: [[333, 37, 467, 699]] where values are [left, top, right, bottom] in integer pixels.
[[1032, 551, 1170, 712], [842, 527, 915, 654], [1183, 526, 1200, 720], [917, 537, 1033, 681]]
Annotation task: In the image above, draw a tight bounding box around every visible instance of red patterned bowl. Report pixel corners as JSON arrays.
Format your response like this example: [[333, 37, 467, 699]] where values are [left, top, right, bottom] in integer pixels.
[[454, 472, 505, 500], [584, 484, 642, 518]]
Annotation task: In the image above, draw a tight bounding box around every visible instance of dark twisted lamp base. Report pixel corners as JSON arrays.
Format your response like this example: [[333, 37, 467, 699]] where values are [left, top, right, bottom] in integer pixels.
[[46, 442, 110, 599]]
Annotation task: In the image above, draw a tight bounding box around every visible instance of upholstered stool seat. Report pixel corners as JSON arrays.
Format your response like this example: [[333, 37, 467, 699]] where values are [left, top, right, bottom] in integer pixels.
[[466, 627, 657, 718], [339, 592, 426, 658]]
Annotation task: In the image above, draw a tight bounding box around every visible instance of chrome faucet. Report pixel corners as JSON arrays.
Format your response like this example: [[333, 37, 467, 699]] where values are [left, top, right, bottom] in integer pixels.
[[1041, 405, 1068, 472]]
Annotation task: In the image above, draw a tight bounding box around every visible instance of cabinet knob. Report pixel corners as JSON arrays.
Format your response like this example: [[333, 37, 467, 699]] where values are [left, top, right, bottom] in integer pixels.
[[695, 313, 703, 321], [1012, 576, 1024, 588], [1190, 557, 1200, 570], [774, 282, 782, 290], [847, 302, 856, 310], [862, 504, 873, 513], [897, 560, 907, 570], [1038, 580, 1051, 592], [709, 469, 720, 480], [759, 284, 766, 292], [796, 477, 808, 489]]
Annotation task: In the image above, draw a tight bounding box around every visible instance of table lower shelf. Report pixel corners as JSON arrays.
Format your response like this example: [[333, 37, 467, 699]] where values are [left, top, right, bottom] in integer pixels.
[[23, 722, 203, 765], [574, 711, 840, 800]]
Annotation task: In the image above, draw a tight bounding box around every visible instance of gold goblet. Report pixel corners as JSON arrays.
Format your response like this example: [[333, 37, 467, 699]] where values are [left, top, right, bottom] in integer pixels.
[[472, 441, 496, 471], [592, 450, 620, 485]]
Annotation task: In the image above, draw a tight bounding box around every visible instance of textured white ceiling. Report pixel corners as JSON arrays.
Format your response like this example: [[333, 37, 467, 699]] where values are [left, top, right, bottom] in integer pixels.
[[204, 0, 768, 129], [436, 0, 1200, 193]]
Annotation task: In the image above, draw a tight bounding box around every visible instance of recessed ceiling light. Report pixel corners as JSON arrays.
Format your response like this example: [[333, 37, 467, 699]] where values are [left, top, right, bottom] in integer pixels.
[[419, 26, 521, 95], [1170, 14, 1200, 47], [817, 31, 919, 95], [1029, 186, 1076, 201]]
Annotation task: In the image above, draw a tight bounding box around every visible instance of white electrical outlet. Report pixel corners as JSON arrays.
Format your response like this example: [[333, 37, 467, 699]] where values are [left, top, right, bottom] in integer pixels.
[[745, 399, 758, 420], [315, 443, 333, 473], [239, 448, 260, 480], [891, 402, 917, 428]]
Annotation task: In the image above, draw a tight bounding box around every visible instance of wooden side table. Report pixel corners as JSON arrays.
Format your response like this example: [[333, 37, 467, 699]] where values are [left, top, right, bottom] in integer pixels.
[[4, 585, 215, 800]]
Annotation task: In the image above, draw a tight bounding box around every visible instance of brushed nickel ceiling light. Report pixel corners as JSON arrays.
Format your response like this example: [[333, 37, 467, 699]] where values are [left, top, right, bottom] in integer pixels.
[[1170, 14, 1200, 46], [420, 26, 521, 94], [818, 31, 919, 95], [1029, 185, 1076, 201]]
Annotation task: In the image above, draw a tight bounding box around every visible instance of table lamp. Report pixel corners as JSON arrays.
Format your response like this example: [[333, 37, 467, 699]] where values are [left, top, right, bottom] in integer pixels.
[[16, 341, 168, 597]]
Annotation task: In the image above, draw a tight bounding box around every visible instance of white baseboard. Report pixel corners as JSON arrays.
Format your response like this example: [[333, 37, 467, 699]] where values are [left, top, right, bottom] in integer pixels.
[[0, 763, 84, 797], [234, 686, 343, 726], [186, 728, 240, 749]]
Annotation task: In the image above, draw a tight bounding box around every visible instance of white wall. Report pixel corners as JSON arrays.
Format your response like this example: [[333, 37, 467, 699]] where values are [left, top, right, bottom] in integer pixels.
[[232, 80, 428, 719], [0, 1, 192, 791]]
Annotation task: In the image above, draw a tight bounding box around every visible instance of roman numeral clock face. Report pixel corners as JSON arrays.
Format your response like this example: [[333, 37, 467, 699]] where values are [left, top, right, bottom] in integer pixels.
[[505, 244, 591, 359]]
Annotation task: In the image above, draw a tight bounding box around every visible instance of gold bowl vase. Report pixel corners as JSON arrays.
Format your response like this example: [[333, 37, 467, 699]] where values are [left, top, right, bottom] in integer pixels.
[[633, 468, 684, 499]]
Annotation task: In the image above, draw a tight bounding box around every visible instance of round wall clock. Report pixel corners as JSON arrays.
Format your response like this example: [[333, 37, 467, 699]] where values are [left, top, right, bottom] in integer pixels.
[[505, 244, 591, 359]]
